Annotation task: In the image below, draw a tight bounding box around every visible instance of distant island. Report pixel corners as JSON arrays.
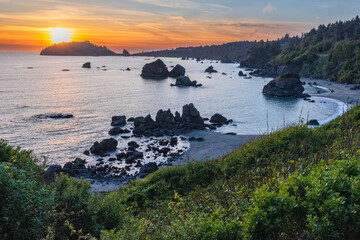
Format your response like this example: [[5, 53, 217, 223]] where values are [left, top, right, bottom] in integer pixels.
[[40, 41, 130, 56]]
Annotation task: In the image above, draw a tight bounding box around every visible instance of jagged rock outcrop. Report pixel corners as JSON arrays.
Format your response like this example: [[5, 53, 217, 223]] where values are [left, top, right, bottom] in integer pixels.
[[44, 158, 88, 184], [169, 64, 186, 78], [132, 103, 205, 136], [181, 103, 204, 126], [90, 138, 118, 155], [108, 127, 130, 136], [210, 113, 228, 123], [307, 119, 320, 126], [205, 66, 218, 73], [82, 62, 91, 68], [238, 71, 247, 77], [263, 73, 305, 97], [170, 76, 202, 87], [123, 49, 130, 56], [141, 59, 169, 79], [33, 113, 74, 119], [44, 164, 62, 184], [111, 115, 126, 126]]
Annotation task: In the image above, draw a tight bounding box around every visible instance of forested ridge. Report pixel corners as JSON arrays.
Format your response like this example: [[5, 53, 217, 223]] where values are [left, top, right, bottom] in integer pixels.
[[138, 16, 360, 84]]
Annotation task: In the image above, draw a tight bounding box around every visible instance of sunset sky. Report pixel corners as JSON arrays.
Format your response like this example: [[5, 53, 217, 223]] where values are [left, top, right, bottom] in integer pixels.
[[1, 0, 359, 53]]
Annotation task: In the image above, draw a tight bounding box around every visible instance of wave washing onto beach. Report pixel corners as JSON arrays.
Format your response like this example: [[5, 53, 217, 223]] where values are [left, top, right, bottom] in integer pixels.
[[318, 97, 348, 125]]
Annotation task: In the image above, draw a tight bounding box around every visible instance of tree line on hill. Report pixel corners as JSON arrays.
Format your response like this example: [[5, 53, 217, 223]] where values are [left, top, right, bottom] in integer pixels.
[[137, 16, 360, 84]]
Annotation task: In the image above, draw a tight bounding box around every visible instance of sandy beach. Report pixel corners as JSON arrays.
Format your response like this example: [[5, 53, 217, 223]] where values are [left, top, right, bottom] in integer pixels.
[[173, 130, 260, 165], [302, 78, 360, 107]]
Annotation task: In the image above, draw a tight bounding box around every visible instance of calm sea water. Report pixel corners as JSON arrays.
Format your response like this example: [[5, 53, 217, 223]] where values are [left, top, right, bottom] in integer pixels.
[[0, 52, 345, 165]]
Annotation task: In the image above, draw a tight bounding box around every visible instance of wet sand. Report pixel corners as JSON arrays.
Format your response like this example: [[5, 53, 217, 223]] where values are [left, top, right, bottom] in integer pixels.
[[302, 78, 360, 107], [173, 130, 260, 165]]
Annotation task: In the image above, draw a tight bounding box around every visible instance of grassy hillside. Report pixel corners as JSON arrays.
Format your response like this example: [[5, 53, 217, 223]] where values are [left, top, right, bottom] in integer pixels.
[[1, 105, 360, 239]]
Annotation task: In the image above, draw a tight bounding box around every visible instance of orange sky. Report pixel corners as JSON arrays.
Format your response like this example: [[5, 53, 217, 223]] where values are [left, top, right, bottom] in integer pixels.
[[0, 0, 357, 53], [0, 20, 305, 53]]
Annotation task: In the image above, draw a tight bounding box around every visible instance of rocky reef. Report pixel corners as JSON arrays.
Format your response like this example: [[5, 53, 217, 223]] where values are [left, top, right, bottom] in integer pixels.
[[44, 104, 232, 183], [170, 76, 202, 87]]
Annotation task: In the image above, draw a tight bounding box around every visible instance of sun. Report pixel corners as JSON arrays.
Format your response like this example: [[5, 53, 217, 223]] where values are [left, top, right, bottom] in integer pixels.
[[50, 28, 72, 44]]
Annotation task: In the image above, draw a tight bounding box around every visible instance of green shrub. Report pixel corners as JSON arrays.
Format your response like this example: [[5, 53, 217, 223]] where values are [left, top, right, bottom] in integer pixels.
[[313, 40, 332, 53], [0, 139, 44, 182], [118, 160, 222, 208], [0, 141, 54, 240], [91, 192, 124, 231], [243, 158, 360, 239], [337, 60, 359, 83], [51, 174, 98, 239]]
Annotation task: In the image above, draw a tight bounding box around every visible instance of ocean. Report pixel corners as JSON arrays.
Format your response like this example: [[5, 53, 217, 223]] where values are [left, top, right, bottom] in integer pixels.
[[0, 52, 345, 166]]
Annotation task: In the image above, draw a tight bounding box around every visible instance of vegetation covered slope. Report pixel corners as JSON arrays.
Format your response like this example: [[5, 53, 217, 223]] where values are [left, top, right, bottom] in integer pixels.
[[242, 17, 360, 84], [1, 105, 360, 239], [137, 17, 360, 84]]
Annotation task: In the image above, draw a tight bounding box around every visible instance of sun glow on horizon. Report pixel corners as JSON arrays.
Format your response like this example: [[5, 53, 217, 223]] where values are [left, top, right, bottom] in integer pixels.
[[50, 28, 72, 44]]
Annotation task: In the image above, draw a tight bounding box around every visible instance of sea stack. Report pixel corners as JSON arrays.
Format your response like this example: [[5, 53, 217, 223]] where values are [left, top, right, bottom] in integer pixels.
[[123, 49, 130, 56], [169, 64, 186, 78], [262, 73, 305, 97], [140, 59, 169, 79]]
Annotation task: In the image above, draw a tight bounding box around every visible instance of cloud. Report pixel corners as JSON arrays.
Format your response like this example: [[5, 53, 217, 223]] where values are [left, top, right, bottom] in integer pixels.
[[263, 4, 276, 13], [168, 16, 185, 21]]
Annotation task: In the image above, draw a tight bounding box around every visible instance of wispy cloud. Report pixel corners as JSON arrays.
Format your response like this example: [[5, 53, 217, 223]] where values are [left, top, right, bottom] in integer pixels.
[[263, 4, 276, 13], [168, 16, 185, 21]]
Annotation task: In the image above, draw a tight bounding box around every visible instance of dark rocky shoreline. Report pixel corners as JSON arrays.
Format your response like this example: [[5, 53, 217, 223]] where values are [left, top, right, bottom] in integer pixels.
[[44, 103, 232, 187]]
